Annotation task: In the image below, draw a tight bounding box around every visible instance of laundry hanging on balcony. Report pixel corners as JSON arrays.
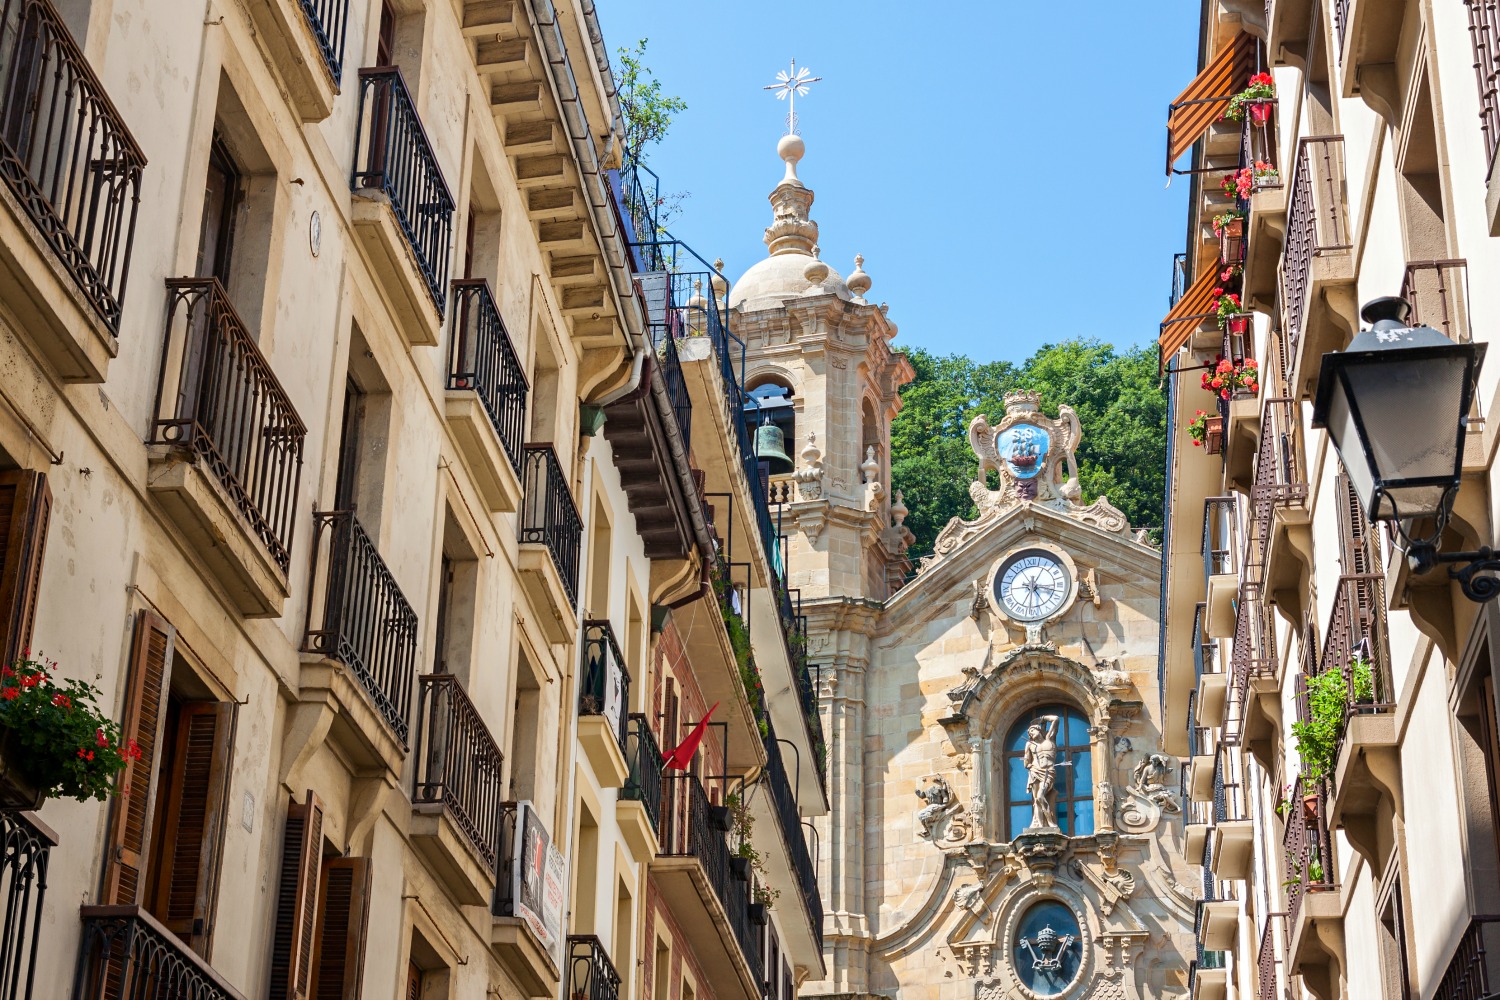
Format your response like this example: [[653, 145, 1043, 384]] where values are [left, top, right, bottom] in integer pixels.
[[1165, 31, 1259, 174], [1158, 260, 1221, 364]]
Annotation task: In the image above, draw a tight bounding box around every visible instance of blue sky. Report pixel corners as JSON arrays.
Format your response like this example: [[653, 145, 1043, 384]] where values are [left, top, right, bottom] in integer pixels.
[[594, 1, 1203, 364]]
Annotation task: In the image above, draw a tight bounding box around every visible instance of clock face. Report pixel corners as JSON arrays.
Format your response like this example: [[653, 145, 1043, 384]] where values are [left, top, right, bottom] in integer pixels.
[[995, 550, 1072, 622]]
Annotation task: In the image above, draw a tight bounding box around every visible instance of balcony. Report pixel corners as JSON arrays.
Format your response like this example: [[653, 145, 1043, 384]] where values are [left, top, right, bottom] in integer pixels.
[[1402, 259, 1471, 345], [1202, 497, 1239, 638], [1234, 585, 1282, 767], [1266, 0, 1313, 66], [1338, 0, 1405, 122], [411, 673, 504, 904], [655, 773, 766, 1000], [1185, 779, 1211, 863], [0, 812, 53, 1000], [1283, 136, 1356, 400], [757, 576, 828, 803], [578, 620, 630, 787], [618, 714, 662, 857], [1188, 703, 1216, 803], [518, 444, 582, 643], [1193, 606, 1229, 730], [0, 0, 144, 382], [246, 0, 348, 120], [1434, 915, 1500, 1000], [351, 67, 454, 345], [1284, 779, 1343, 994], [148, 278, 305, 617], [751, 717, 824, 973], [74, 905, 248, 999], [1256, 915, 1286, 1000], [446, 279, 528, 512], [1253, 397, 1312, 626], [1240, 101, 1287, 315], [1322, 574, 1401, 867], [493, 802, 563, 998], [566, 936, 622, 1000], [1189, 939, 1227, 1000], [1195, 852, 1239, 952], [1209, 746, 1253, 880], [302, 510, 417, 773]]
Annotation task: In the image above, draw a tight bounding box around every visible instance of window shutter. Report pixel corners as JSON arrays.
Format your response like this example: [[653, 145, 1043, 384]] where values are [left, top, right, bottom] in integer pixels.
[[1335, 472, 1379, 575], [149, 701, 236, 957], [270, 791, 325, 1000], [406, 962, 423, 1000], [313, 856, 372, 1000], [102, 610, 175, 905], [0, 469, 50, 668]]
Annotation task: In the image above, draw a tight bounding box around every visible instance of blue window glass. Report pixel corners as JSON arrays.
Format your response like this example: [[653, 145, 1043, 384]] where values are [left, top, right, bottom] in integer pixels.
[[1002, 704, 1094, 837], [1013, 900, 1082, 996]]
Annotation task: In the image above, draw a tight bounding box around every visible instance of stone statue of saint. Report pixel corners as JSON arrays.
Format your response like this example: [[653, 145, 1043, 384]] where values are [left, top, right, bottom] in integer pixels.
[[915, 776, 952, 839], [1023, 715, 1061, 829], [1131, 753, 1180, 812]]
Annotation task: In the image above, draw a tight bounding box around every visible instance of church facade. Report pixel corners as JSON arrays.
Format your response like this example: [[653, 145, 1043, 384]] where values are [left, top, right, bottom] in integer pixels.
[[728, 138, 1197, 1000]]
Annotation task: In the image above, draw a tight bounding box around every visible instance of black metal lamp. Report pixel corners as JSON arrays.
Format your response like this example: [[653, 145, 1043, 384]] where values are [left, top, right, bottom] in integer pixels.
[[1312, 296, 1493, 597]]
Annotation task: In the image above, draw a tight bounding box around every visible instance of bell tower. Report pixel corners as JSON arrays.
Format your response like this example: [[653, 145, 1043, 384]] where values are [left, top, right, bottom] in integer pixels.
[[726, 135, 915, 601]]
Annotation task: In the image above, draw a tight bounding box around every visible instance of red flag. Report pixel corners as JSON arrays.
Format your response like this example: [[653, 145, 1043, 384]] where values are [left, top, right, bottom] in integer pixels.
[[662, 702, 718, 770]]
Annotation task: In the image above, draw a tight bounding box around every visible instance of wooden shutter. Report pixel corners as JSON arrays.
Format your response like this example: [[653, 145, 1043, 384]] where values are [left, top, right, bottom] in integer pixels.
[[270, 792, 325, 1000], [0, 469, 50, 668], [405, 962, 423, 1000], [102, 610, 175, 906], [149, 701, 236, 956], [313, 856, 372, 1000], [1335, 472, 1377, 575]]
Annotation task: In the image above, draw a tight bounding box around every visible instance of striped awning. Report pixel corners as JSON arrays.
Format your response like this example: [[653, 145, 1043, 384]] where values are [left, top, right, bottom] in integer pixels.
[[1166, 32, 1258, 173], [1158, 260, 1221, 363]]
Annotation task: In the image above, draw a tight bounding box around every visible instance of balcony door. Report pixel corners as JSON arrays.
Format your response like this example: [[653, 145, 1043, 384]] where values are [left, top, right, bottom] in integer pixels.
[[196, 134, 241, 287]]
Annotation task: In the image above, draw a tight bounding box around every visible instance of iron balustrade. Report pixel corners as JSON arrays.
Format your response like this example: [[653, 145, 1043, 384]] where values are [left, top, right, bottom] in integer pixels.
[[298, 0, 348, 83], [493, 801, 519, 917], [1435, 915, 1500, 1000], [658, 773, 765, 989], [1256, 915, 1285, 1000], [0, 812, 51, 1000], [616, 158, 663, 272], [1469, 2, 1500, 173], [73, 905, 248, 1000], [303, 510, 418, 745], [413, 673, 504, 874], [1318, 573, 1394, 766], [151, 278, 306, 573], [1282, 137, 1350, 356], [621, 714, 662, 831], [0, 0, 144, 333], [1240, 99, 1281, 192], [1401, 259, 1471, 343], [1202, 496, 1239, 586], [351, 67, 453, 313], [1282, 776, 1335, 927], [1200, 838, 1238, 906], [580, 620, 630, 753], [1334, 0, 1350, 50], [794, 655, 827, 787], [1248, 397, 1307, 578], [566, 936, 621, 1000], [1212, 746, 1247, 824], [655, 319, 692, 456], [519, 444, 582, 607], [449, 279, 528, 470], [764, 718, 824, 952], [1169, 252, 1188, 308], [1231, 585, 1277, 727]]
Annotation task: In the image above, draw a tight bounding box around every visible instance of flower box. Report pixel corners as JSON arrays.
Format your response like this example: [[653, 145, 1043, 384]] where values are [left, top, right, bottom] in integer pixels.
[[730, 856, 751, 882], [709, 804, 732, 832], [747, 902, 768, 926], [1205, 417, 1225, 455]]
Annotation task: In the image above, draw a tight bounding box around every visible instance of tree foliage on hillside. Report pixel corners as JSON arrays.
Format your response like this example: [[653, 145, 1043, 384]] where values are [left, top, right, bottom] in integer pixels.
[[890, 341, 1166, 557]]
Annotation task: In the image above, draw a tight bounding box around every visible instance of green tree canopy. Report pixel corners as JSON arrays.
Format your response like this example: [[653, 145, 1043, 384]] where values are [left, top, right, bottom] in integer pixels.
[[890, 341, 1166, 557]]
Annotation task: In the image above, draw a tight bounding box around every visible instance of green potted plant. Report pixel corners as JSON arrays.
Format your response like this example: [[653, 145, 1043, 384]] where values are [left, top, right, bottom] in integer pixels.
[[0, 654, 141, 809], [1211, 288, 1248, 335], [1187, 409, 1223, 454], [1224, 72, 1276, 123], [1290, 656, 1375, 790]]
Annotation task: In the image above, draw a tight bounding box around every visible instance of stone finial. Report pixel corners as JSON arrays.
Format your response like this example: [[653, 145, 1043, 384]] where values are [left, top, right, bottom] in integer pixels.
[[763, 136, 819, 256], [777, 132, 805, 185], [686, 279, 708, 336], [803, 257, 830, 289], [848, 253, 872, 300], [891, 490, 908, 527], [711, 259, 728, 303], [861, 445, 880, 484]]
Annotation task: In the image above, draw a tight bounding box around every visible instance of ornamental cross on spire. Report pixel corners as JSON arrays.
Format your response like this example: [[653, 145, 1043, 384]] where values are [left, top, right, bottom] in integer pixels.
[[764, 58, 822, 135]]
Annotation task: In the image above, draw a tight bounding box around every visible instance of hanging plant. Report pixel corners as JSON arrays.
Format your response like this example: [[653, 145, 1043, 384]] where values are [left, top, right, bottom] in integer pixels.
[[1187, 410, 1213, 447], [1251, 159, 1280, 187], [1210, 288, 1247, 330], [1211, 210, 1245, 237], [1224, 72, 1276, 123], [1290, 657, 1375, 788], [1201, 356, 1260, 401]]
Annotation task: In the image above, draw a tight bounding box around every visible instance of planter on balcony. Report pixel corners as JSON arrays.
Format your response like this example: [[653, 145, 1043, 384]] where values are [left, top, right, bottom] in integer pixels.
[[748, 903, 768, 926], [730, 857, 751, 882], [709, 804, 732, 832], [1205, 417, 1225, 455]]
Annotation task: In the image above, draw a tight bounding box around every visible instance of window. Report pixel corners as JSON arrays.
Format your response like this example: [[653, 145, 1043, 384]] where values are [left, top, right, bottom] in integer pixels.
[[268, 791, 372, 1000], [743, 381, 794, 476], [1376, 868, 1412, 1000], [196, 134, 241, 285], [1003, 705, 1093, 837], [405, 931, 450, 1000], [508, 648, 542, 802], [432, 511, 479, 678], [102, 611, 237, 959]]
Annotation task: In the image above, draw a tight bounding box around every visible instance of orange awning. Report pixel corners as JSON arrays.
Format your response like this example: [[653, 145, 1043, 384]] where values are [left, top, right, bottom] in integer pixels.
[[1159, 261, 1221, 363], [1166, 32, 1258, 173]]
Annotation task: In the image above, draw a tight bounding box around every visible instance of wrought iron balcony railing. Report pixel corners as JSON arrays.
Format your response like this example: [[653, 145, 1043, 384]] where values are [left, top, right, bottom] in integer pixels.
[[580, 620, 630, 753], [1212, 746, 1247, 825], [152, 278, 306, 572], [1239, 99, 1281, 193], [449, 278, 528, 470], [351, 67, 453, 313], [764, 717, 823, 951], [0, 0, 145, 332], [519, 444, 582, 607], [1203, 496, 1239, 587], [1247, 397, 1307, 580], [635, 269, 714, 464], [1314, 572, 1394, 768], [0, 812, 51, 1000], [1231, 584, 1277, 719], [659, 773, 764, 988], [1401, 258, 1470, 344], [303, 509, 418, 745], [1257, 915, 1284, 1000], [566, 936, 621, 1000], [1282, 776, 1335, 927], [621, 713, 662, 829], [1434, 914, 1500, 1000], [1282, 136, 1349, 355], [298, 0, 349, 82], [413, 673, 504, 873], [1467, 1, 1500, 173], [74, 905, 248, 999], [493, 801, 519, 918]]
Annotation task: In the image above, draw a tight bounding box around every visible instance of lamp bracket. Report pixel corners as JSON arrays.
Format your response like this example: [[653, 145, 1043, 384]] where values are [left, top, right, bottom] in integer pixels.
[[1409, 543, 1500, 603]]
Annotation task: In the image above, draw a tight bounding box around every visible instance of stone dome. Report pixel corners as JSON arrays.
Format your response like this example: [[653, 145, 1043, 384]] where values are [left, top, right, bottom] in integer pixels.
[[730, 253, 850, 310]]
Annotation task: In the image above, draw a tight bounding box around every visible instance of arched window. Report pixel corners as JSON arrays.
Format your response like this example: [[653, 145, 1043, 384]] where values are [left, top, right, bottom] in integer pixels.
[[743, 380, 795, 475], [1003, 704, 1094, 837]]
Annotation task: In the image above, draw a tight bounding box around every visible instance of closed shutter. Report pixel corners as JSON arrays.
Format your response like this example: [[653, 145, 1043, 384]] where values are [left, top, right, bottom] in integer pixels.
[[270, 792, 325, 1000], [102, 610, 175, 906], [1335, 471, 1380, 575], [313, 856, 372, 1000], [0, 469, 50, 668], [149, 701, 236, 957], [406, 962, 423, 1000]]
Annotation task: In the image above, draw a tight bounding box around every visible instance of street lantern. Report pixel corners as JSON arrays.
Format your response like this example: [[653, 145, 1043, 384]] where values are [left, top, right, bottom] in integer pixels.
[[1312, 296, 1494, 598]]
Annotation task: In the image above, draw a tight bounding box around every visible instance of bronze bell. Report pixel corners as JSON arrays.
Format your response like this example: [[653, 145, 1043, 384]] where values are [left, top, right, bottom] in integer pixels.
[[754, 421, 794, 474]]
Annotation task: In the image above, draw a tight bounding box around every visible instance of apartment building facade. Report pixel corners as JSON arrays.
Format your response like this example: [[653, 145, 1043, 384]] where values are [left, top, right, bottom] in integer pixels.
[[1160, 1, 1500, 998], [0, 1, 826, 999]]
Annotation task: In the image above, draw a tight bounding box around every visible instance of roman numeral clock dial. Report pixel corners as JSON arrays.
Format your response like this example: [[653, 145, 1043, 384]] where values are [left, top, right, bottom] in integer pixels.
[[994, 550, 1072, 622]]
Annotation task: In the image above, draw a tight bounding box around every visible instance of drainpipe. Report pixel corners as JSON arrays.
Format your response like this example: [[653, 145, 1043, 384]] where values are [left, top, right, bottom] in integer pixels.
[[590, 335, 647, 406]]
